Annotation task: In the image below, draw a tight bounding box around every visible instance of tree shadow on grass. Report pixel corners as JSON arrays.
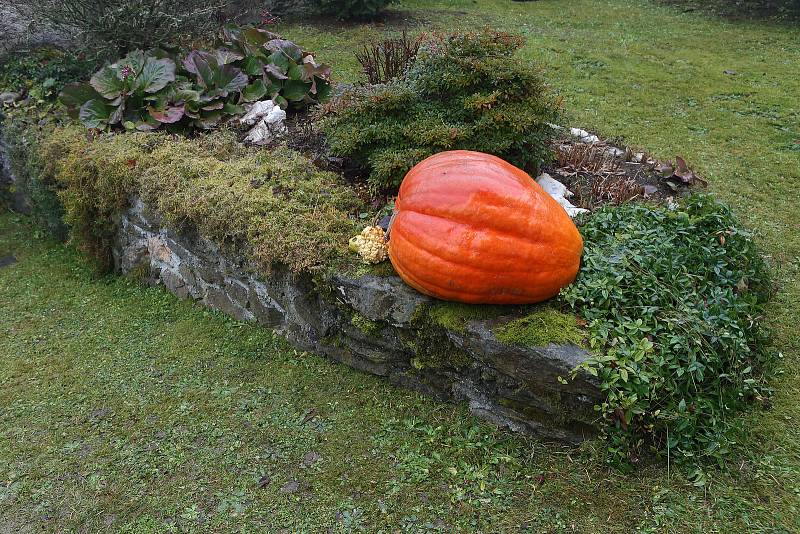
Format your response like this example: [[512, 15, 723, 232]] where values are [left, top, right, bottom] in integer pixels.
[[660, 0, 800, 24]]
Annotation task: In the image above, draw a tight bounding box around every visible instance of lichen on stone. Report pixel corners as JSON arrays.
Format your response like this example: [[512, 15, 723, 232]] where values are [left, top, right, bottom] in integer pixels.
[[350, 312, 383, 336]]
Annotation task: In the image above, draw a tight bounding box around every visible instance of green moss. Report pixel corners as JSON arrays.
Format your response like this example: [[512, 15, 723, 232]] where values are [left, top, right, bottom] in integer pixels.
[[27, 122, 365, 274], [358, 260, 397, 278], [408, 337, 472, 371], [350, 312, 383, 336], [401, 302, 480, 370], [493, 306, 584, 347], [425, 302, 511, 333]]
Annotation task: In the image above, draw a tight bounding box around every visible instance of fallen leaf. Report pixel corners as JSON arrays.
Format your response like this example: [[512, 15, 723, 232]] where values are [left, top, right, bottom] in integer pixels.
[[302, 451, 321, 467], [673, 156, 696, 183], [280, 480, 300, 494], [656, 162, 674, 177], [300, 408, 318, 425]]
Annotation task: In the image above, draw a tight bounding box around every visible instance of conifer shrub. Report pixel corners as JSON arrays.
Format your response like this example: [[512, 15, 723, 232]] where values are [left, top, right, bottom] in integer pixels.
[[320, 29, 562, 192]]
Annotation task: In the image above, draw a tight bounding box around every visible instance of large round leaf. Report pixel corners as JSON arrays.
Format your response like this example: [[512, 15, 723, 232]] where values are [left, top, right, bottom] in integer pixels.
[[214, 65, 248, 96], [133, 57, 176, 94], [282, 80, 312, 102], [148, 104, 185, 124], [266, 39, 303, 62], [90, 66, 125, 99], [242, 80, 268, 102], [78, 99, 115, 129], [59, 83, 102, 118]]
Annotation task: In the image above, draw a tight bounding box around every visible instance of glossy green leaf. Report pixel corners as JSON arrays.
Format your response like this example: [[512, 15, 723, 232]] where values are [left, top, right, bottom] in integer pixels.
[[78, 99, 114, 129], [242, 80, 268, 102], [90, 66, 125, 99]]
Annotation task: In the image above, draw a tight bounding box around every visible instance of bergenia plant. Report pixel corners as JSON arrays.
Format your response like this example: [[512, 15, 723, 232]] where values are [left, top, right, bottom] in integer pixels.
[[218, 23, 332, 109], [59, 24, 332, 132], [60, 50, 180, 131]]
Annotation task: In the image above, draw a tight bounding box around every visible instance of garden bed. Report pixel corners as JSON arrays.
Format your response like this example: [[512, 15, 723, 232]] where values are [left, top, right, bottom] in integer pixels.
[[0, 25, 776, 467]]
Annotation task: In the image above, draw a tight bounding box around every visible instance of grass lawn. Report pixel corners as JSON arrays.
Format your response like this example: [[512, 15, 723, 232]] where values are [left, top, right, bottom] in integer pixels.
[[1, 0, 799, 531]]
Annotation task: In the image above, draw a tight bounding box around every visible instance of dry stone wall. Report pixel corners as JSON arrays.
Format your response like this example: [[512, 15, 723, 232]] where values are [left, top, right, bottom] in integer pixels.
[[114, 198, 601, 443]]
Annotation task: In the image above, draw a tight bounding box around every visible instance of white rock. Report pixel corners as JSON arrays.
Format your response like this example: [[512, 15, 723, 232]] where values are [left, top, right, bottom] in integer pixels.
[[244, 116, 287, 145], [536, 173, 590, 218], [537, 173, 573, 198], [569, 127, 600, 144], [632, 152, 645, 163], [241, 100, 278, 126], [241, 100, 287, 145], [605, 147, 625, 158], [569, 127, 588, 138], [569, 128, 600, 144]]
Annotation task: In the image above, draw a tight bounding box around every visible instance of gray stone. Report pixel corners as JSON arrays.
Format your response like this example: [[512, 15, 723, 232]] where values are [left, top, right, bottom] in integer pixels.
[[178, 263, 197, 291], [160, 268, 189, 300], [224, 276, 250, 307], [203, 285, 255, 323], [332, 273, 430, 326], [0, 92, 20, 104], [249, 282, 286, 329], [147, 236, 178, 268]]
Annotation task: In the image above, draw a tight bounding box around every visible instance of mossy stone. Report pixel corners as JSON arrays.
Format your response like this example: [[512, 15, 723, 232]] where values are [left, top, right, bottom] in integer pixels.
[[494, 306, 584, 347]]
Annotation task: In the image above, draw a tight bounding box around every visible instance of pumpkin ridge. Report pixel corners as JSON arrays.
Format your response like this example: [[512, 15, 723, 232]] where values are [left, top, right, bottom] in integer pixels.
[[390, 229, 573, 298], [391, 251, 559, 304], [395, 210, 580, 268]]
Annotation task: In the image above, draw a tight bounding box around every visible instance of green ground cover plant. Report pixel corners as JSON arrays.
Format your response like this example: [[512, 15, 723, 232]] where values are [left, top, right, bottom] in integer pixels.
[[0, 47, 99, 102], [564, 196, 773, 466]]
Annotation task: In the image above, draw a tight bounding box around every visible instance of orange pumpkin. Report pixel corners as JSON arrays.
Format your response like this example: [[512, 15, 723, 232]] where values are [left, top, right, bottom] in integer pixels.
[[388, 150, 583, 304]]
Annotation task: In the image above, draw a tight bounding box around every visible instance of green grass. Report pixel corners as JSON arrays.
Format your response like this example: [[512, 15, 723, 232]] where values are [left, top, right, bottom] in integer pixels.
[[1, 0, 800, 531]]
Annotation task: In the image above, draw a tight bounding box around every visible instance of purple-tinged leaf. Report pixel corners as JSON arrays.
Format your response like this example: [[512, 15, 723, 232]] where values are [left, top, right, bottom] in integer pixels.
[[148, 104, 185, 123]]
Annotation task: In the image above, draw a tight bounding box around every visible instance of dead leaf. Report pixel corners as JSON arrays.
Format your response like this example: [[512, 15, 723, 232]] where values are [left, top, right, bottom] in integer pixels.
[[280, 480, 300, 494], [656, 162, 674, 177], [300, 408, 318, 425], [673, 156, 695, 183]]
